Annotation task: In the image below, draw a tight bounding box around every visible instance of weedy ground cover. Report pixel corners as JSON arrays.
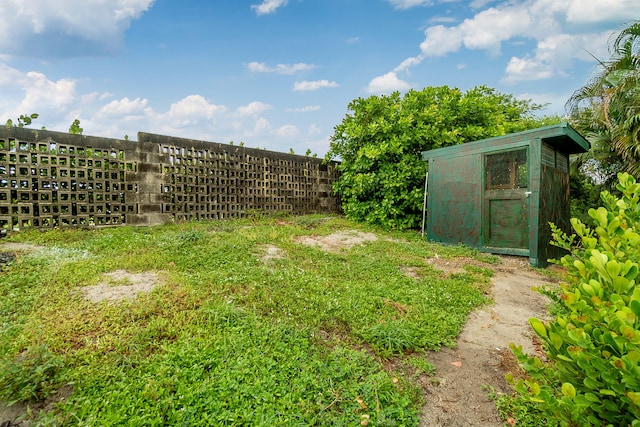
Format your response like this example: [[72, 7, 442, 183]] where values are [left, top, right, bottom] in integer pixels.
[[0, 215, 493, 426]]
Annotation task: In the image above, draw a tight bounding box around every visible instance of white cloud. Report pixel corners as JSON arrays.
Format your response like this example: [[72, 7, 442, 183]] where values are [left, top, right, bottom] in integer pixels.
[[419, 4, 548, 58], [235, 101, 272, 116], [162, 95, 227, 127], [23, 72, 75, 107], [251, 0, 288, 16], [469, 0, 496, 8], [292, 80, 339, 91], [367, 72, 411, 94], [246, 62, 315, 75], [460, 8, 533, 55], [287, 105, 321, 113], [0, 63, 26, 87], [276, 124, 299, 138], [504, 56, 554, 83], [415, 0, 640, 83], [394, 55, 424, 72], [0, 64, 78, 121], [566, 0, 640, 24], [304, 133, 332, 156], [0, 63, 313, 150], [388, 0, 433, 9], [252, 117, 272, 134], [99, 97, 150, 117], [347, 37, 360, 44], [0, 0, 155, 57], [420, 25, 464, 57], [428, 16, 458, 24], [503, 31, 611, 82], [308, 124, 322, 136], [81, 92, 113, 104], [364, 55, 422, 95], [419, 0, 640, 59]]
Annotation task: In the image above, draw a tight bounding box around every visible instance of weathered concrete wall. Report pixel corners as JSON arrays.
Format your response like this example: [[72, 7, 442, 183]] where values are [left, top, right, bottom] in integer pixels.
[[0, 127, 340, 230]]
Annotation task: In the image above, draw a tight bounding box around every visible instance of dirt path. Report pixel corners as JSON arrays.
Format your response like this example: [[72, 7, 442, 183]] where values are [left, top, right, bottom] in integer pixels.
[[419, 256, 554, 427]]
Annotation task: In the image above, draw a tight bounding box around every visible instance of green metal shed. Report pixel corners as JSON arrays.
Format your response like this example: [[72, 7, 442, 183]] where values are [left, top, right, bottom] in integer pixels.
[[421, 123, 590, 267]]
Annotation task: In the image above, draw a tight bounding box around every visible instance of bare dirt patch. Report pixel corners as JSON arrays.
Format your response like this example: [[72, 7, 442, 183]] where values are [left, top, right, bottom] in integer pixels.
[[294, 230, 378, 253], [419, 255, 555, 427], [0, 385, 73, 427], [400, 266, 422, 279], [259, 244, 286, 262], [0, 242, 42, 253], [80, 270, 161, 303]]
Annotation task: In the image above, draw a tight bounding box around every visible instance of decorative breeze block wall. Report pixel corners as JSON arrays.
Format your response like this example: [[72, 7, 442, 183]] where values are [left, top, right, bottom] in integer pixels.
[[0, 128, 340, 231]]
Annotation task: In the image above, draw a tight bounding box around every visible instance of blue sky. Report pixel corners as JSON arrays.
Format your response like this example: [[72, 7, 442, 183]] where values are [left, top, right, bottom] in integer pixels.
[[0, 0, 638, 155]]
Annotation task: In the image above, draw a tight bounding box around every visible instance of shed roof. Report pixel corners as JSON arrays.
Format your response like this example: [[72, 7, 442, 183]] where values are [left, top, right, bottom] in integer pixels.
[[421, 122, 590, 161]]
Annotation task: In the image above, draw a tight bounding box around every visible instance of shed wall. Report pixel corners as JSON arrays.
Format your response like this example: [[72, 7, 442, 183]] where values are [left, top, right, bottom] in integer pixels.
[[427, 154, 482, 247], [537, 142, 571, 266]]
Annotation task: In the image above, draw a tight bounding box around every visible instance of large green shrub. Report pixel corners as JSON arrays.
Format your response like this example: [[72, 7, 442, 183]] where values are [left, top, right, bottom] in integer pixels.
[[511, 172, 640, 426], [326, 85, 556, 229]]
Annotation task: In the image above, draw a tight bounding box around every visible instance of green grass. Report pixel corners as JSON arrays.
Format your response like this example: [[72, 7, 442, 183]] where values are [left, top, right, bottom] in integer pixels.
[[489, 388, 559, 427], [0, 215, 494, 426]]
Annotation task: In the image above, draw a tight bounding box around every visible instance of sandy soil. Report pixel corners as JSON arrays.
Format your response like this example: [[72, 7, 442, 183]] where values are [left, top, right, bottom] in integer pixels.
[[79, 270, 161, 303], [419, 255, 554, 427], [293, 230, 378, 253]]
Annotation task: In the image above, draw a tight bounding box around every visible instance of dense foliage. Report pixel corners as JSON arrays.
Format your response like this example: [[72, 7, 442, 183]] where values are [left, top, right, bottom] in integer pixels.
[[326, 85, 557, 229], [568, 21, 640, 218], [511, 173, 640, 426], [568, 21, 640, 179]]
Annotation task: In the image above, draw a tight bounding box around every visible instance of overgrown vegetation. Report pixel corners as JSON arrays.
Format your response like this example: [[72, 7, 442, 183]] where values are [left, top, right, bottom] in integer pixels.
[[568, 20, 640, 218], [5, 113, 39, 128], [325, 85, 559, 229], [68, 119, 83, 135], [0, 343, 65, 405], [510, 173, 640, 426], [0, 215, 494, 426]]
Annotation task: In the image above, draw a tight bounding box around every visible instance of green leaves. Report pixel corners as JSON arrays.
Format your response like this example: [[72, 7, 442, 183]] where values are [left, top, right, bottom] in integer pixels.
[[515, 172, 640, 426], [0, 343, 65, 404], [5, 113, 39, 128], [69, 118, 83, 135], [327, 85, 549, 229], [561, 383, 576, 399], [530, 318, 548, 339]]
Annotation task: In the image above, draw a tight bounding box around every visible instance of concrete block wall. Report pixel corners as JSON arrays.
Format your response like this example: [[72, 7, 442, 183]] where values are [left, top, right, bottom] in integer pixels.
[[0, 127, 340, 230]]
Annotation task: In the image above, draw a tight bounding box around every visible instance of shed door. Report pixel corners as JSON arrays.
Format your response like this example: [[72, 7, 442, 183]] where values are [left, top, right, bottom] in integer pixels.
[[483, 149, 529, 250]]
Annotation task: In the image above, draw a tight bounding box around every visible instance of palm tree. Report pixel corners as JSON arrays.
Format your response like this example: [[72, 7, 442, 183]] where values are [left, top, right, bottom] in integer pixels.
[[567, 20, 640, 178]]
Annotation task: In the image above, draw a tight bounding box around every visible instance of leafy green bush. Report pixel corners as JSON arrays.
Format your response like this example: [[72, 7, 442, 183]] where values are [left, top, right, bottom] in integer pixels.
[[0, 343, 65, 404], [511, 172, 640, 426], [490, 388, 557, 427], [326, 85, 557, 229]]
